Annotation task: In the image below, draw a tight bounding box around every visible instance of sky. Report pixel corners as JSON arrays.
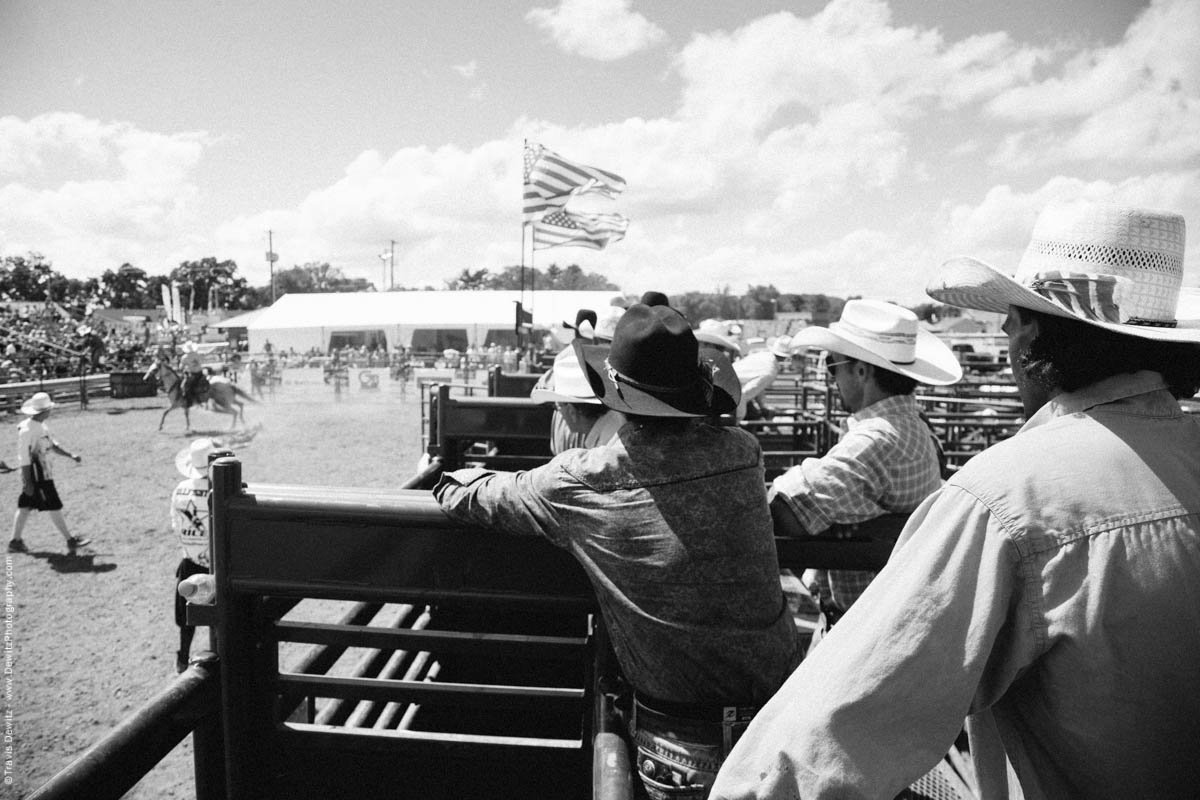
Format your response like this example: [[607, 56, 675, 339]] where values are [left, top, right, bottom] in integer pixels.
[[2, 0, 1199, 304]]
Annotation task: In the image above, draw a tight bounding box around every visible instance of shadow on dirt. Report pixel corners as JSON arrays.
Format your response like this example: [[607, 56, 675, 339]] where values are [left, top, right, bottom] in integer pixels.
[[105, 404, 164, 415], [26, 550, 119, 574]]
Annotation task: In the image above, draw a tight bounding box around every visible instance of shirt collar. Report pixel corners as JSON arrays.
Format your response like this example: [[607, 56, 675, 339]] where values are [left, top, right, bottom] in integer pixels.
[[1020, 370, 1176, 433], [847, 393, 919, 428]]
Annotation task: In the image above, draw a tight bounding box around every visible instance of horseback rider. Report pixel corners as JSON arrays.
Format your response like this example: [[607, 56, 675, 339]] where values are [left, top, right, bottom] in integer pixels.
[[178, 339, 208, 406]]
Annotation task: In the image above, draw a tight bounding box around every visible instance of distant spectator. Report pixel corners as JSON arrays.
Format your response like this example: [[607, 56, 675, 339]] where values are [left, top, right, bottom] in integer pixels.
[[7, 392, 90, 555]]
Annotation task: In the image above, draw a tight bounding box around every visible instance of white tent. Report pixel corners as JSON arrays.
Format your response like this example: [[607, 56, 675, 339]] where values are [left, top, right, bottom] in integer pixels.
[[239, 290, 626, 354]]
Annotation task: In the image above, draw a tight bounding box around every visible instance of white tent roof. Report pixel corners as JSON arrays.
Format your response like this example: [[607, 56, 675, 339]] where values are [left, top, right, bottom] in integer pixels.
[[213, 308, 268, 329], [244, 290, 626, 330]]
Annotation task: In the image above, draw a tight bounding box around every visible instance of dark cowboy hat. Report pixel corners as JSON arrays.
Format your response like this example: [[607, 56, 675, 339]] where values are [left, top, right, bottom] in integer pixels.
[[574, 303, 740, 418]]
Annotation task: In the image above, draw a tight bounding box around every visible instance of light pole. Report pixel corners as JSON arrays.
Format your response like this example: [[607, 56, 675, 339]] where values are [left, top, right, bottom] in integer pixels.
[[378, 251, 391, 291], [378, 240, 397, 290], [266, 230, 279, 304]]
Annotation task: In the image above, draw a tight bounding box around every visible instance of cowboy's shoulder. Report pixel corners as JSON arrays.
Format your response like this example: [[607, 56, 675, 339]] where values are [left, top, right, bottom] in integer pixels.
[[946, 412, 1125, 512], [706, 421, 763, 456], [553, 441, 629, 489]]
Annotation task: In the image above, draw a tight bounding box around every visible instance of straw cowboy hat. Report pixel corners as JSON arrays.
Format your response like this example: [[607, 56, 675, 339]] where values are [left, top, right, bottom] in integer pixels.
[[530, 347, 602, 405], [576, 303, 740, 418], [792, 299, 962, 386], [175, 438, 217, 479], [20, 392, 56, 415], [927, 201, 1200, 343]]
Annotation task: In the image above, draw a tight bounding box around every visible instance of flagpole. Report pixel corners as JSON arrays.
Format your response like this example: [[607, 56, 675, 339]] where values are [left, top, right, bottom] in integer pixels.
[[519, 228, 526, 353]]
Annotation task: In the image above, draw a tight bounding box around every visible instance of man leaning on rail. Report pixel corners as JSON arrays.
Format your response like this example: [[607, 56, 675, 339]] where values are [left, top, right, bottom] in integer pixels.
[[435, 301, 801, 799], [769, 299, 961, 636], [710, 201, 1200, 800]]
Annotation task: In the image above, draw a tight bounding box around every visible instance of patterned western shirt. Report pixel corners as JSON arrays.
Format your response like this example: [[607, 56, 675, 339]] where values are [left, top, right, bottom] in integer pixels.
[[435, 420, 801, 706], [768, 393, 943, 611]]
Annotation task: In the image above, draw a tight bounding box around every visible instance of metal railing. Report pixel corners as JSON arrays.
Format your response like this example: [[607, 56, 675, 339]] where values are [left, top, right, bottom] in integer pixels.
[[27, 655, 224, 800]]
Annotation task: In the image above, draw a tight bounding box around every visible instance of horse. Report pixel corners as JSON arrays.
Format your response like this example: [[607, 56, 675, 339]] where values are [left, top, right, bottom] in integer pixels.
[[143, 360, 254, 432]]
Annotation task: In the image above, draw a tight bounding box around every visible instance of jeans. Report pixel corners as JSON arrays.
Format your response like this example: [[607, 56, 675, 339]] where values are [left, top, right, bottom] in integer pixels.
[[630, 697, 755, 799]]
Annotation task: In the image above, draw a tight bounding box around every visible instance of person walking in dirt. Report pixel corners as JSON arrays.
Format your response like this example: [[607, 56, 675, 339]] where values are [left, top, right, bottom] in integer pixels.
[[7, 392, 90, 554]]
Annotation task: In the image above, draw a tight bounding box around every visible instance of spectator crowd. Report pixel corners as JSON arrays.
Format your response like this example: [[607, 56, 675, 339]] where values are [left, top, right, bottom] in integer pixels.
[[0, 302, 157, 383]]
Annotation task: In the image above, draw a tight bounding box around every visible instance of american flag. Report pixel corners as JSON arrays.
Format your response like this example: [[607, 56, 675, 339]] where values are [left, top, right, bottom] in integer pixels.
[[523, 143, 626, 222], [532, 208, 629, 251]]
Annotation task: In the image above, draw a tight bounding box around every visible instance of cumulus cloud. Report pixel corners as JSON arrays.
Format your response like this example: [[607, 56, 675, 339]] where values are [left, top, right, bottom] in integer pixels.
[[985, 0, 1200, 166], [213, 140, 521, 283], [0, 113, 211, 273], [526, 0, 666, 60], [7, 0, 1199, 300]]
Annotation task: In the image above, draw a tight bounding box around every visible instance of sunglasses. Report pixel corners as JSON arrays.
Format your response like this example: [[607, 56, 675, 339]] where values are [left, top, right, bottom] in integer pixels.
[[821, 355, 853, 378]]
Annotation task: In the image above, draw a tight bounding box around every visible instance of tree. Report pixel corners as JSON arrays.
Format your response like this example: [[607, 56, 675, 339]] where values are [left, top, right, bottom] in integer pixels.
[[445, 268, 491, 290], [172, 257, 239, 312], [740, 284, 780, 320], [464, 264, 619, 291], [0, 253, 56, 301], [271, 262, 375, 297], [100, 263, 152, 308]]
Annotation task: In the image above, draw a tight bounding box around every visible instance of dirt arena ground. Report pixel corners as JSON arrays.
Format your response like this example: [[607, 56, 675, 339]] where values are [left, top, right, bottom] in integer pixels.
[[4, 365, 438, 798]]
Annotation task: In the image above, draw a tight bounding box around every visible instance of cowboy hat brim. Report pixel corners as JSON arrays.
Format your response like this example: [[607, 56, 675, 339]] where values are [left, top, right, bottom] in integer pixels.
[[530, 349, 604, 405], [791, 325, 962, 386], [694, 330, 742, 356], [574, 339, 740, 418], [174, 447, 204, 479], [19, 398, 56, 415], [927, 257, 1200, 344], [175, 441, 217, 479], [529, 388, 603, 404]]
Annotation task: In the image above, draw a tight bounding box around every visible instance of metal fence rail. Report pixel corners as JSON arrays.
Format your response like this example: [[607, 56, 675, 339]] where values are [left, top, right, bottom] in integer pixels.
[[0, 373, 114, 412], [27, 656, 224, 800]]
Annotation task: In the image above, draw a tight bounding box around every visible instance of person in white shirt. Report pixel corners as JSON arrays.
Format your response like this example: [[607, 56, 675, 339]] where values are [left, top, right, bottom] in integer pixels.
[[7, 392, 89, 554]]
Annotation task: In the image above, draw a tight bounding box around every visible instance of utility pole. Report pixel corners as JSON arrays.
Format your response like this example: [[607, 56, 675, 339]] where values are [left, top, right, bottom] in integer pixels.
[[266, 231, 279, 304], [390, 239, 396, 290]]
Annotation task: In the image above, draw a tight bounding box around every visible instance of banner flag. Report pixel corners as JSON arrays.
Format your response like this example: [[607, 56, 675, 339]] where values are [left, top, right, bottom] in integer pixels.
[[523, 142, 625, 222]]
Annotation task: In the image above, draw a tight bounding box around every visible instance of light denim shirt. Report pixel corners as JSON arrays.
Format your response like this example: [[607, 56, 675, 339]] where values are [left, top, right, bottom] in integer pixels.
[[712, 371, 1200, 799], [435, 420, 801, 706]]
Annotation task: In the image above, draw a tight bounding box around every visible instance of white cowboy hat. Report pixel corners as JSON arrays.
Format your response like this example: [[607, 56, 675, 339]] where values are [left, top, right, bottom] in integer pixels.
[[791, 299, 962, 386], [768, 335, 793, 359], [20, 392, 56, 415], [695, 319, 742, 357], [175, 438, 217, 479], [529, 348, 602, 405], [927, 201, 1200, 343]]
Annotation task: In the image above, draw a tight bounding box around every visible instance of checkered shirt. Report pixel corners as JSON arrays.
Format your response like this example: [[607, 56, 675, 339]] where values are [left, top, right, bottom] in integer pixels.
[[769, 393, 943, 611]]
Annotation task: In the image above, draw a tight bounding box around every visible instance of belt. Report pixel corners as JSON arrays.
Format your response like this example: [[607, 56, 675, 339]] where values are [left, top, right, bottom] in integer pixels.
[[634, 693, 759, 723]]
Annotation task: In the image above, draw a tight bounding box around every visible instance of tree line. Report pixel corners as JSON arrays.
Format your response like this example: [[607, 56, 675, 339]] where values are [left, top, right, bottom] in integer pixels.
[[2, 252, 951, 324]]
